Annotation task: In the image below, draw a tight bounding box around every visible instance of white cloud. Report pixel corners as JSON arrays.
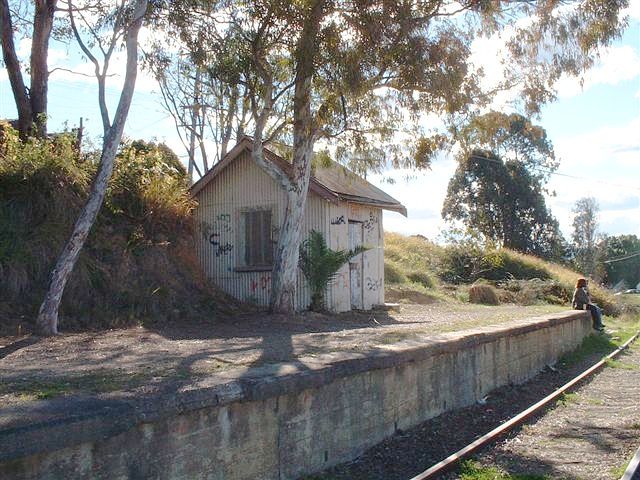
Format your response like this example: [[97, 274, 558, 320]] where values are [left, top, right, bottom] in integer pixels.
[[624, 0, 640, 21], [555, 45, 640, 98], [545, 117, 640, 237]]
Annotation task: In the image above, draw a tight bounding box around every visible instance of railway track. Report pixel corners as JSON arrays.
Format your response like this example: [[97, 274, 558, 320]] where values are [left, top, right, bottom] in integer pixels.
[[410, 331, 640, 480]]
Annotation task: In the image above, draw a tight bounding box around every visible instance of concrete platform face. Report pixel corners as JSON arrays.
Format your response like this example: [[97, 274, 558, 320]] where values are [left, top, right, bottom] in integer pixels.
[[0, 311, 592, 480]]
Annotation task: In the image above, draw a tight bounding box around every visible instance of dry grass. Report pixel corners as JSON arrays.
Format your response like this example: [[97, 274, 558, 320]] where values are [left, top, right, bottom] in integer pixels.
[[469, 284, 501, 305], [0, 130, 239, 334], [384, 232, 441, 290], [384, 232, 622, 315]]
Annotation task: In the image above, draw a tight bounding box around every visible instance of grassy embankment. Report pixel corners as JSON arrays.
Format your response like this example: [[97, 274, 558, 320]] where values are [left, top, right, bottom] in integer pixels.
[[0, 128, 238, 334], [384, 231, 631, 315]]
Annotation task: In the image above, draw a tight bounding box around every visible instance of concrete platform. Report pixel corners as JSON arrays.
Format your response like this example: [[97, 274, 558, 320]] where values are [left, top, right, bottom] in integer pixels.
[[0, 310, 592, 480]]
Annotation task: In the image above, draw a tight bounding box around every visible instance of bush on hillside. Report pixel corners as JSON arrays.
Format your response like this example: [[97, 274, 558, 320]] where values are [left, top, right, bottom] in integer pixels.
[[468, 284, 500, 305], [0, 128, 235, 333], [438, 244, 551, 284], [407, 270, 436, 289], [383, 231, 621, 315], [384, 260, 407, 284], [498, 278, 570, 305]]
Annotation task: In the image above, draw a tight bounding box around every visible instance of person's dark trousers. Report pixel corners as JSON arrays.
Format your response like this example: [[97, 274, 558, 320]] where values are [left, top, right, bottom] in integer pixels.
[[588, 304, 604, 330]]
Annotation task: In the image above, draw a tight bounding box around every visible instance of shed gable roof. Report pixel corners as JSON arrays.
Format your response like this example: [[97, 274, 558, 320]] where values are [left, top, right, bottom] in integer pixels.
[[190, 137, 407, 216]]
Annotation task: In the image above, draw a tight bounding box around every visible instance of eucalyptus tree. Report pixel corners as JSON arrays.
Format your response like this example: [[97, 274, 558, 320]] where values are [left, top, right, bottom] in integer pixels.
[[147, 46, 252, 181], [442, 149, 564, 258], [599, 234, 640, 288], [571, 196, 600, 275], [0, 0, 59, 138], [172, 0, 628, 313], [36, 0, 149, 336], [442, 111, 564, 257]]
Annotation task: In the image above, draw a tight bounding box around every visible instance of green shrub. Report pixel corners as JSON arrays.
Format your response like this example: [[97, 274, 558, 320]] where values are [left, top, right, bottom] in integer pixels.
[[438, 246, 552, 284], [384, 260, 407, 284], [0, 128, 233, 333], [299, 230, 367, 311], [406, 270, 436, 288], [498, 278, 571, 306]]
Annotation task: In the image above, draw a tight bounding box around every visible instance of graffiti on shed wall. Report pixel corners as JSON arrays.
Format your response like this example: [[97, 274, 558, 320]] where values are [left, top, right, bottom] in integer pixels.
[[250, 275, 271, 292], [208, 233, 234, 257], [366, 277, 382, 291], [331, 215, 346, 225], [200, 214, 234, 258], [363, 211, 378, 232]]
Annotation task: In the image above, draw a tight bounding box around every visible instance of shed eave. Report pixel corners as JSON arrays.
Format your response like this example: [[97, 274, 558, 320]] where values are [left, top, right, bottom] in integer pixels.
[[341, 196, 407, 217]]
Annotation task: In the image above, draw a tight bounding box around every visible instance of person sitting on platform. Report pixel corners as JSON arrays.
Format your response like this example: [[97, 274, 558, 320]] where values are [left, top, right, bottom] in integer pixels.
[[572, 278, 605, 332]]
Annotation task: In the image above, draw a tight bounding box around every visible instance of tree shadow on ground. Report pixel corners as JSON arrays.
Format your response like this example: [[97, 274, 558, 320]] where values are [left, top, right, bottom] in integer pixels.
[[0, 335, 40, 360], [147, 309, 424, 342]]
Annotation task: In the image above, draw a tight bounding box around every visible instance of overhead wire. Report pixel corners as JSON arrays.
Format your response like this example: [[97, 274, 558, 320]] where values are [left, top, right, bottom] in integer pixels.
[[468, 154, 640, 192], [602, 251, 640, 264]]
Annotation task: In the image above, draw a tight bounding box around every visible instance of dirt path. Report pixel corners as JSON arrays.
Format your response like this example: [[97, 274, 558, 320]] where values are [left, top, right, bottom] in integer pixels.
[[471, 342, 640, 480], [0, 303, 563, 406]]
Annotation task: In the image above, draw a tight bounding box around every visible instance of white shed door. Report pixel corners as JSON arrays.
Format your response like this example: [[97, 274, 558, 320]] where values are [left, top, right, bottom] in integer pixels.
[[349, 222, 364, 309]]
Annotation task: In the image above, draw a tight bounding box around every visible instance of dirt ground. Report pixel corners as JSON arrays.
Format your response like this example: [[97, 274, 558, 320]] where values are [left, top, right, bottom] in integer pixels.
[[0, 303, 564, 407]]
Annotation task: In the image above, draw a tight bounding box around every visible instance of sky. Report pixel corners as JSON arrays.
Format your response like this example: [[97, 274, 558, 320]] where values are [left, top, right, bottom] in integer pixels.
[[1, 2, 639, 244]]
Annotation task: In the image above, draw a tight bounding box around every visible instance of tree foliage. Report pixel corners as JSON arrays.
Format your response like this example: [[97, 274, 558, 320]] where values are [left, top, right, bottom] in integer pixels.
[[443, 112, 564, 259], [443, 150, 563, 259], [597, 235, 640, 289], [454, 112, 558, 183], [4, 0, 629, 315]]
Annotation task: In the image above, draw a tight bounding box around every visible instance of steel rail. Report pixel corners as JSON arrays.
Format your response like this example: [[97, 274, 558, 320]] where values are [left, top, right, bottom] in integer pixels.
[[410, 330, 640, 480], [621, 444, 640, 480]]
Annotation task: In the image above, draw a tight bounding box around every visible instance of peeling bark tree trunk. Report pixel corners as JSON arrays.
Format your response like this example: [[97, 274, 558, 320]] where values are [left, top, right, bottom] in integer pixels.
[[1, 0, 33, 137], [36, 0, 148, 336], [269, 137, 315, 313], [269, 0, 323, 313], [30, 0, 56, 137]]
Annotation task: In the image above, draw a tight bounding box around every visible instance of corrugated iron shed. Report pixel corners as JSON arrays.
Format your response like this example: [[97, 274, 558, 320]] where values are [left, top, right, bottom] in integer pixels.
[[190, 136, 407, 216]]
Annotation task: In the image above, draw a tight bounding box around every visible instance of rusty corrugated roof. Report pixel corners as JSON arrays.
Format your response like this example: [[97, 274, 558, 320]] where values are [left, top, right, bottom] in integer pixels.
[[311, 162, 406, 215], [190, 137, 407, 216]]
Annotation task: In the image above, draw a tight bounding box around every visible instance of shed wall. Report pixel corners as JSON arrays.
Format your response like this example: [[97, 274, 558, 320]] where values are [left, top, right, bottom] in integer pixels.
[[194, 151, 332, 310]]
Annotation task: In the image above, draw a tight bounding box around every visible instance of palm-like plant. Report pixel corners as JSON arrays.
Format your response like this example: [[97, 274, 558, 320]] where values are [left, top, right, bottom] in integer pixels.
[[299, 230, 369, 311]]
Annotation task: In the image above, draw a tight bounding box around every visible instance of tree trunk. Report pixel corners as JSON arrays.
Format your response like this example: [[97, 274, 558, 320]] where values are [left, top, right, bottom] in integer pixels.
[[35, 130, 123, 334], [36, 0, 147, 336], [268, 0, 323, 313], [270, 139, 315, 313], [0, 0, 32, 138], [30, 0, 57, 137]]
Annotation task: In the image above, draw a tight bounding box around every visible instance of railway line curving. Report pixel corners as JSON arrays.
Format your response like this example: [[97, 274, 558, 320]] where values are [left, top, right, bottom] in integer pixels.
[[411, 330, 640, 480]]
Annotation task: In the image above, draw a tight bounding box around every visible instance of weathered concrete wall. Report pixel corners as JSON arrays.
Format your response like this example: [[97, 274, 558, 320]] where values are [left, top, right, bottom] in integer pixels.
[[0, 311, 592, 480]]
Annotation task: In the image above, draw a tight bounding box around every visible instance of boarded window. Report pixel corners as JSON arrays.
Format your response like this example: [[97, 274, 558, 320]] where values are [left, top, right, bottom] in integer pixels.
[[243, 209, 273, 267]]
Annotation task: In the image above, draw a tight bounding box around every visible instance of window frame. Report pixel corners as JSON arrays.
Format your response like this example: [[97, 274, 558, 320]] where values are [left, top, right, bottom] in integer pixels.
[[236, 206, 275, 271]]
